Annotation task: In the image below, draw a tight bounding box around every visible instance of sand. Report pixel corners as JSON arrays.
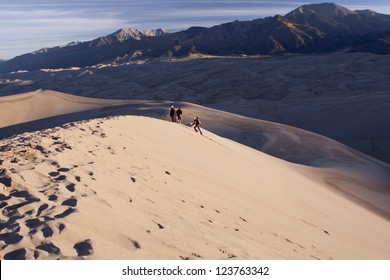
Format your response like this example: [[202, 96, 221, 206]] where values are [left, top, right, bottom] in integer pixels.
[[0, 90, 129, 128], [1, 90, 390, 260], [1, 52, 390, 163]]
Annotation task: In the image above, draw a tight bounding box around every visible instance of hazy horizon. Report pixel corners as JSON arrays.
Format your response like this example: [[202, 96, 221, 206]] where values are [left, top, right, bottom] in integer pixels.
[[1, 0, 390, 60]]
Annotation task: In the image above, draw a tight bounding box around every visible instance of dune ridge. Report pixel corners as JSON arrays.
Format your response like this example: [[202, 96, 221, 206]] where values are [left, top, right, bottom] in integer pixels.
[[0, 89, 130, 128]]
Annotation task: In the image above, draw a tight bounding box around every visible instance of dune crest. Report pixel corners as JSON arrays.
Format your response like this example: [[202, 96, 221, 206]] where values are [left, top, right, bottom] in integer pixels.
[[0, 90, 129, 128], [1, 90, 389, 221], [1, 116, 390, 260]]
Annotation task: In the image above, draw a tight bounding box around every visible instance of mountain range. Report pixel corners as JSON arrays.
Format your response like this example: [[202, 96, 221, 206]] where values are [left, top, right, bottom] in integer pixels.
[[0, 2, 390, 73]]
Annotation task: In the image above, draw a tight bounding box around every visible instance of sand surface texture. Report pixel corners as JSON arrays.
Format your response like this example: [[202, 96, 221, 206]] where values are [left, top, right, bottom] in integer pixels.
[[1, 110, 390, 259]]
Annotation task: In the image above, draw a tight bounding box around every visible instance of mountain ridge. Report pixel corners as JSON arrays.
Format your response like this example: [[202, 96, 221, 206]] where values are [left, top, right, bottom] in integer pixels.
[[1, 2, 390, 73], [89, 28, 168, 47], [285, 2, 356, 19]]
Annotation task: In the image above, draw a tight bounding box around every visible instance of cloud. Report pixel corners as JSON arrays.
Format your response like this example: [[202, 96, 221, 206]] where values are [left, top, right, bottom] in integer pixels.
[[1, 0, 389, 59], [0, 7, 129, 58]]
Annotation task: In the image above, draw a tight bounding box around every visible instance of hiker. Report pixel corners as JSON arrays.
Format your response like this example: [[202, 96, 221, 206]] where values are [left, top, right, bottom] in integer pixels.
[[191, 117, 202, 135], [176, 107, 183, 123], [169, 106, 176, 122]]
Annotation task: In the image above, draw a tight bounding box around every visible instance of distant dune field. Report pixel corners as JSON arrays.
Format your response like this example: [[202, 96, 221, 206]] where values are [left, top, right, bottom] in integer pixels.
[[1, 53, 389, 164]]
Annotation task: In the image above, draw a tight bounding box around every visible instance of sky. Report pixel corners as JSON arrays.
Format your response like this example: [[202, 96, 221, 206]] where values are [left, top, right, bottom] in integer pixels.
[[1, 0, 390, 60]]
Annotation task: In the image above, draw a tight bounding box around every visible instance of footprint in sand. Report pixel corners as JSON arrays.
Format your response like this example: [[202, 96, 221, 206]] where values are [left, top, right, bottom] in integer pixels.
[[57, 167, 71, 172], [0, 193, 11, 201], [0, 232, 23, 245], [192, 253, 203, 258], [284, 237, 306, 251], [48, 194, 58, 201], [54, 175, 67, 181], [73, 239, 93, 256], [285, 238, 294, 244], [9, 190, 30, 198], [25, 218, 43, 229], [128, 238, 141, 249], [88, 172, 96, 180], [36, 242, 61, 255], [48, 171, 60, 177], [37, 203, 49, 216], [50, 161, 60, 168], [54, 207, 76, 219], [0, 174, 12, 187], [4, 248, 27, 260], [2, 206, 20, 218], [57, 223, 65, 234], [7, 191, 40, 213], [153, 221, 165, 229], [65, 183, 76, 192], [62, 198, 77, 207], [219, 248, 237, 259], [28, 229, 38, 236], [41, 226, 54, 238], [4, 201, 33, 212]]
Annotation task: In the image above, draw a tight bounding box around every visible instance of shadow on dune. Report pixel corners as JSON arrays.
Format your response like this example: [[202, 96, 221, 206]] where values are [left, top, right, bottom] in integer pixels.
[[1, 101, 390, 171]]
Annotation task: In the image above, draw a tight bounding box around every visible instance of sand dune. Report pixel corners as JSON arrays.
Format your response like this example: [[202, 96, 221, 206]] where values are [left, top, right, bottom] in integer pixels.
[[0, 89, 129, 128], [1, 90, 390, 260], [1, 53, 389, 163], [1, 116, 390, 260], [1, 90, 389, 220]]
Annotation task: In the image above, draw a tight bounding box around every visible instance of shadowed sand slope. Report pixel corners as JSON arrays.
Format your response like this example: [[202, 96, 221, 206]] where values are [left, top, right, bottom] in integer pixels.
[[1, 90, 390, 221], [1, 116, 390, 260]]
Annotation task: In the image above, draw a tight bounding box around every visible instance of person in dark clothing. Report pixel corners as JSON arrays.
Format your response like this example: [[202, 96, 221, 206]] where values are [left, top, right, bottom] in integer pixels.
[[176, 107, 183, 123], [169, 106, 176, 122], [191, 117, 202, 135]]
